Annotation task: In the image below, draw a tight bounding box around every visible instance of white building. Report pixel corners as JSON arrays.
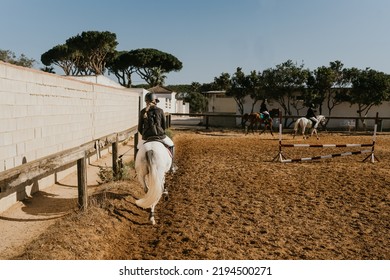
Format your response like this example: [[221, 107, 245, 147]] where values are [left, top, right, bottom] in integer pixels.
[[146, 85, 189, 114]]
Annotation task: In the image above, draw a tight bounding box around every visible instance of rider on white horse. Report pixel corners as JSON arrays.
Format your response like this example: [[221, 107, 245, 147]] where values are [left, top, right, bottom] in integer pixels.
[[138, 92, 177, 173], [306, 104, 319, 129]]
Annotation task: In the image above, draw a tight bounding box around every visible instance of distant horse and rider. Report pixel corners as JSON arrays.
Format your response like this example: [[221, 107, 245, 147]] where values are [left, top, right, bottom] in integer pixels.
[[242, 112, 274, 136], [241, 101, 326, 140], [293, 104, 326, 140], [293, 115, 326, 139], [242, 99, 274, 136]]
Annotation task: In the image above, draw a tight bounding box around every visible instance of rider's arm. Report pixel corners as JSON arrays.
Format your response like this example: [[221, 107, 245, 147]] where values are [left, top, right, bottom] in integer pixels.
[[138, 110, 144, 134], [160, 109, 167, 130]]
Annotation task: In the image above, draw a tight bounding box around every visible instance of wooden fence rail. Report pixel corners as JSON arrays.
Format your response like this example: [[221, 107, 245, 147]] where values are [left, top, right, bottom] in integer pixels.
[[0, 126, 138, 211]]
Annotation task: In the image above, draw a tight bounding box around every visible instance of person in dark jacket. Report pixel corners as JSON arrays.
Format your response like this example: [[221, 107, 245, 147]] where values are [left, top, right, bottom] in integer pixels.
[[138, 92, 176, 172], [305, 104, 319, 128], [260, 99, 270, 119]]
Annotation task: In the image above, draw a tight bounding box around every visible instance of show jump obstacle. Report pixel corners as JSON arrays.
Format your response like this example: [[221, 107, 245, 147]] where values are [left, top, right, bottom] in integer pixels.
[[272, 114, 379, 163]]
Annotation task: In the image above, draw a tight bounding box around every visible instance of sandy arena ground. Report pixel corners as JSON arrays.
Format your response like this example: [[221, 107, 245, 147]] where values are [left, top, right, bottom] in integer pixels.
[[2, 128, 389, 260]]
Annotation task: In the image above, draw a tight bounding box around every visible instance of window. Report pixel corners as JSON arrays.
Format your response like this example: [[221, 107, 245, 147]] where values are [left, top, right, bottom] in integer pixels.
[[165, 98, 172, 109]]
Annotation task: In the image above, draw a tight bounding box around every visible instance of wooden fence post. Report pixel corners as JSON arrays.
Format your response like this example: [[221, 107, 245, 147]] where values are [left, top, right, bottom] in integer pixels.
[[112, 139, 118, 179], [77, 156, 87, 211], [165, 114, 170, 128], [134, 132, 139, 162]]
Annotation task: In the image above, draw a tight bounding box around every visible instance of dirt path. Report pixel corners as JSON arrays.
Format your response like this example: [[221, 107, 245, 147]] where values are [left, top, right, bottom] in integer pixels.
[[1, 129, 389, 260], [0, 142, 134, 259]]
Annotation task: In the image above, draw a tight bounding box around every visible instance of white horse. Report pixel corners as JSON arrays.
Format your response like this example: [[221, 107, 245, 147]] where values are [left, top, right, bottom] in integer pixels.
[[135, 141, 172, 225], [293, 115, 326, 140]]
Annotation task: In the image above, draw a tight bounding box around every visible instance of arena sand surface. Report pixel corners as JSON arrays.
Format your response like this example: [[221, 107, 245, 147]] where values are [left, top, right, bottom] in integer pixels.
[[7, 129, 390, 260]]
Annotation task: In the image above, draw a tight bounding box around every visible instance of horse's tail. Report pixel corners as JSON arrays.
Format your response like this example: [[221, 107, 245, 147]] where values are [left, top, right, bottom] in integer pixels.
[[136, 150, 164, 209]]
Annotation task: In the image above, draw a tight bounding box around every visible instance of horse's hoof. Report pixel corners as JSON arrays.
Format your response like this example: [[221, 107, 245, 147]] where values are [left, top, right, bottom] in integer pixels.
[[150, 217, 156, 225], [163, 190, 169, 201]]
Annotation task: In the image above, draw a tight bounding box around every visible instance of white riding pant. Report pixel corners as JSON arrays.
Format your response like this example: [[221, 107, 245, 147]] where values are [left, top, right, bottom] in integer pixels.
[[309, 117, 319, 128]]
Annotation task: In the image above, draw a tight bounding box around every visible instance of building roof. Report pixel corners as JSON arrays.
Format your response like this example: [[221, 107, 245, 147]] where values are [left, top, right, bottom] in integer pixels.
[[147, 85, 174, 94]]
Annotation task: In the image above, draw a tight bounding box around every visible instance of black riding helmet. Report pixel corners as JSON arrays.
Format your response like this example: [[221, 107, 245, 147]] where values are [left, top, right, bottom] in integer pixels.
[[145, 92, 159, 103]]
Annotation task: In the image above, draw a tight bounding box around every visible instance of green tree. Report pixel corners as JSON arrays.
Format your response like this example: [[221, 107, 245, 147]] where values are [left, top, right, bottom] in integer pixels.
[[262, 60, 309, 125], [213, 72, 231, 91], [306, 66, 334, 113], [128, 48, 183, 87], [40, 66, 55, 73], [108, 49, 183, 87], [41, 31, 118, 75], [246, 70, 264, 113], [187, 91, 208, 113], [226, 67, 249, 116], [41, 44, 80, 75], [213, 69, 264, 118], [168, 84, 193, 94], [306, 61, 349, 120], [164, 83, 212, 113], [0, 49, 35, 68], [344, 68, 390, 129], [106, 51, 137, 87], [65, 31, 118, 75], [328, 61, 350, 116]]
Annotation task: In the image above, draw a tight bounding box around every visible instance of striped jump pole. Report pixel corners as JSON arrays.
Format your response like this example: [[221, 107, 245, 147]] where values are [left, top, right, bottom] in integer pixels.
[[275, 113, 379, 163], [281, 149, 372, 163], [272, 112, 287, 162], [281, 143, 373, 148], [362, 116, 379, 163], [272, 123, 287, 162]]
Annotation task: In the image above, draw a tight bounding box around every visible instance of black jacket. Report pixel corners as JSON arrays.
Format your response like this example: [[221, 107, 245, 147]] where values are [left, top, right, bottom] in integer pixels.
[[260, 102, 268, 113], [306, 108, 317, 119], [138, 106, 167, 140]]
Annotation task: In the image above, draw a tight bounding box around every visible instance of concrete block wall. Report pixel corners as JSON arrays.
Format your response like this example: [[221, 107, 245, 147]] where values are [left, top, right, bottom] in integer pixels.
[[0, 62, 142, 211], [0, 61, 141, 171]]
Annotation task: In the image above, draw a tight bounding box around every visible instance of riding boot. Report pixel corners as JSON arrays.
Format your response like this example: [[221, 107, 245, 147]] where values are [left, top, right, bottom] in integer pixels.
[[168, 146, 178, 173]]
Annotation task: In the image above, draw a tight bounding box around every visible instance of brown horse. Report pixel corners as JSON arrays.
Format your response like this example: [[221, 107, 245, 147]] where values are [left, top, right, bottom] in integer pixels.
[[242, 113, 274, 136]]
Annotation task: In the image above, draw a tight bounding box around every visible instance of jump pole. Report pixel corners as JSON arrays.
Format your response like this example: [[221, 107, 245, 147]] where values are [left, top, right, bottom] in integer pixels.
[[362, 112, 379, 163], [271, 123, 287, 162], [281, 149, 372, 163], [272, 112, 286, 162], [274, 113, 379, 163]]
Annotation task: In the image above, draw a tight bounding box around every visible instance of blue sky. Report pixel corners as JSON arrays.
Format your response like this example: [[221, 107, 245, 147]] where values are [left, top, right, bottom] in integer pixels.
[[1, 0, 390, 85]]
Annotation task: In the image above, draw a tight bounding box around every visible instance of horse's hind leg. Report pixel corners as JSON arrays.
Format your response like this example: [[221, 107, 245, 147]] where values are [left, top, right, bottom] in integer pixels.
[[302, 127, 306, 139], [312, 128, 319, 140], [293, 128, 297, 139], [259, 123, 267, 135], [137, 172, 148, 193], [259, 128, 264, 135], [258, 123, 263, 135], [269, 124, 274, 136], [163, 186, 169, 201]]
